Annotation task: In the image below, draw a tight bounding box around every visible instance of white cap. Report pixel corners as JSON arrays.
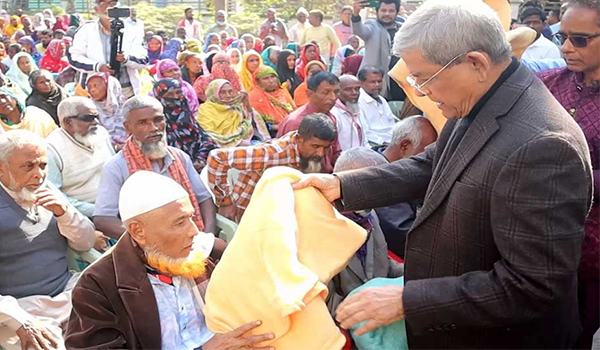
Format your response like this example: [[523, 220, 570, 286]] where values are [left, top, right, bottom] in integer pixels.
[[119, 171, 189, 222], [297, 7, 309, 15]]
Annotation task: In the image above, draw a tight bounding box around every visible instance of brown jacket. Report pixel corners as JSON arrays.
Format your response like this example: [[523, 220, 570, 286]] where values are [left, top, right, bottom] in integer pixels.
[[65, 234, 218, 349]]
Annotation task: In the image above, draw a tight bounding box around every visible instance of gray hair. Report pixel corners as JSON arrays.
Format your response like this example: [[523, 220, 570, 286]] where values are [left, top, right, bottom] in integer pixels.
[[0, 130, 46, 165], [334, 147, 388, 172], [393, 0, 511, 65], [390, 115, 426, 150], [122, 95, 163, 122], [57, 96, 97, 124]]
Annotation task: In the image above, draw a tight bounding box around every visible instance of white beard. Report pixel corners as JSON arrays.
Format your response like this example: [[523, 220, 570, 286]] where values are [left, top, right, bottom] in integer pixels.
[[345, 102, 360, 115], [7, 172, 43, 203], [135, 134, 168, 159], [74, 128, 102, 149], [300, 159, 322, 174]]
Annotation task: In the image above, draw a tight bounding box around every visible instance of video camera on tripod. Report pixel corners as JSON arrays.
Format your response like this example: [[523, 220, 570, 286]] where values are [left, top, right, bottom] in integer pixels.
[[107, 6, 131, 79]]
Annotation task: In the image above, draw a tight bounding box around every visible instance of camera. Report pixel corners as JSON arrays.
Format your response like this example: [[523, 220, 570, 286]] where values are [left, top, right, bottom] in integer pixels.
[[107, 6, 130, 19]]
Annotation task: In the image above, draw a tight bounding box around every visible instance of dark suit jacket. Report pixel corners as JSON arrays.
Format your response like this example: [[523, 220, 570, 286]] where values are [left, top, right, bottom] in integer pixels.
[[337, 63, 593, 349]]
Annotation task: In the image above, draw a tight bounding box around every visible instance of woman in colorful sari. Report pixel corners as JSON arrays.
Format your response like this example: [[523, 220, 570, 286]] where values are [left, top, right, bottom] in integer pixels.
[[197, 79, 269, 148], [39, 39, 69, 73], [6, 51, 38, 95], [153, 78, 216, 171], [248, 66, 295, 136], [155, 59, 199, 115], [86, 73, 128, 148], [293, 60, 326, 107], [193, 53, 242, 102], [237, 50, 263, 92], [296, 43, 322, 81]]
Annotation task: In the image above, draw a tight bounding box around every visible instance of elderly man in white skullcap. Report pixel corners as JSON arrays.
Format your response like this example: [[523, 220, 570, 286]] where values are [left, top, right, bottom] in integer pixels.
[[66, 171, 275, 349], [289, 7, 310, 43]]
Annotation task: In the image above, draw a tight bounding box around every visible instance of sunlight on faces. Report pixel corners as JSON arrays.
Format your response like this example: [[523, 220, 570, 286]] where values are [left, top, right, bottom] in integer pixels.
[[0, 91, 17, 116], [308, 80, 340, 113], [306, 62, 324, 77], [305, 45, 317, 62], [127, 197, 207, 279], [161, 66, 181, 80], [229, 50, 240, 65], [34, 72, 54, 94], [66, 104, 101, 148], [186, 55, 203, 74], [402, 50, 493, 119], [218, 82, 237, 104], [286, 54, 296, 69], [0, 144, 47, 202], [377, 2, 399, 24], [257, 73, 279, 92], [210, 36, 220, 46], [149, 38, 161, 51], [559, 6, 600, 76]]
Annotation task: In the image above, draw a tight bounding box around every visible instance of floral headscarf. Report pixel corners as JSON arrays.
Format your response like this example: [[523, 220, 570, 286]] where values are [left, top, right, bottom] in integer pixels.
[[160, 38, 183, 62], [153, 78, 216, 169], [193, 53, 242, 102], [155, 59, 199, 115], [39, 39, 69, 73]]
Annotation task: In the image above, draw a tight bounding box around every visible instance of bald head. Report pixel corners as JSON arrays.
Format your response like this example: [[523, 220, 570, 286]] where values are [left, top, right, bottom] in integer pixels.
[[384, 116, 438, 162], [338, 75, 361, 105]]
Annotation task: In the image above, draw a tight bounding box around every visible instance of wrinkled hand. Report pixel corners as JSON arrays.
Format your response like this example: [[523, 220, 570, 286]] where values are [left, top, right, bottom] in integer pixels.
[[98, 63, 114, 75], [336, 286, 405, 336], [94, 231, 110, 252], [291, 174, 341, 203], [16, 321, 59, 350], [239, 91, 252, 111], [353, 0, 365, 16], [115, 53, 127, 63], [203, 320, 275, 350], [34, 188, 67, 217], [218, 204, 239, 222]]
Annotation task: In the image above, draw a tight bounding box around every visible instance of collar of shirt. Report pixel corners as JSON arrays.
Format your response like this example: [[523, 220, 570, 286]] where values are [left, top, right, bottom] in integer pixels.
[[573, 71, 600, 91], [334, 99, 358, 117], [359, 89, 382, 105], [464, 56, 519, 120]]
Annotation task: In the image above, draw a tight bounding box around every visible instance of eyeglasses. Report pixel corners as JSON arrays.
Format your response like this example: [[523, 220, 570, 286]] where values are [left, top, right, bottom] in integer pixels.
[[69, 114, 99, 122], [406, 53, 466, 95], [554, 33, 600, 48]]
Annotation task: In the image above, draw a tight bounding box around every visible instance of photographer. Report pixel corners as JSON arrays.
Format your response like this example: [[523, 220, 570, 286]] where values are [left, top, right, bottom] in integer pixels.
[[68, 0, 148, 98]]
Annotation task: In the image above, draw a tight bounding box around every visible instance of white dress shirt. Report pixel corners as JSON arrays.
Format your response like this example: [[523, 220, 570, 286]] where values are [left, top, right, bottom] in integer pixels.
[[331, 100, 368, 151], [358, 89, 396, 144], [521, 35, 562, 61]]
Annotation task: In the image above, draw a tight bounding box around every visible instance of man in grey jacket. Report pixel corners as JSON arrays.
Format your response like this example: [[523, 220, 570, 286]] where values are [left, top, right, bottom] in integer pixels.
[[351, 0, 401, 98]]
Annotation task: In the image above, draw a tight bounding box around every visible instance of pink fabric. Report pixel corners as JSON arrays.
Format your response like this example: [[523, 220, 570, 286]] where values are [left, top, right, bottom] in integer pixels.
[[155, 59, 199, 116]]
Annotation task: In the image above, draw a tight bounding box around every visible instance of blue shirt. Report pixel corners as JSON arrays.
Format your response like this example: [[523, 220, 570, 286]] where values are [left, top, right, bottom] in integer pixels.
[[148, 275, 214, 350], [94, 147, 212, 217], [521, 58, 567, 73]]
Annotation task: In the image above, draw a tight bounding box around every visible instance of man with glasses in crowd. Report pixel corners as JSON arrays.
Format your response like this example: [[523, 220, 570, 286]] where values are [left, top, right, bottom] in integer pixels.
[[69, 0, 148, 98], [293, 1, 593, 348], [537, 1, 600, 347], [46, 97, 115, 219]]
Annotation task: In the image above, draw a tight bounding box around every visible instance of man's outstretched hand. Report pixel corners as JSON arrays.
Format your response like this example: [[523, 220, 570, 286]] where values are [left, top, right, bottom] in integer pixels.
[[291, 174, 341, 203]]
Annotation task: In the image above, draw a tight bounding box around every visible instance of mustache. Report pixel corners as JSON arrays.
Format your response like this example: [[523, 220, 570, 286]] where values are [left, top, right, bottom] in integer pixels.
[[144, 132, 164, 141]]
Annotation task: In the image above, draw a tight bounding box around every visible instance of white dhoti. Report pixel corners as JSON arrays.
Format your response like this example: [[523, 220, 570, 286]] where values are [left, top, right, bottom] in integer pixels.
[[0, 273, 79, 350]]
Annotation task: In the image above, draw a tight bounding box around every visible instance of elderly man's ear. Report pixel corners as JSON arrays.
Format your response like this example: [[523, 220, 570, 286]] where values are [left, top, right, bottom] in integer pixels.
[[465, 51, 493, 82]]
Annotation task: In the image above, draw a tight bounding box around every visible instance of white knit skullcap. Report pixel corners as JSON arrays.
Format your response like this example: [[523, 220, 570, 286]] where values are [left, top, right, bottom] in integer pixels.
[[119, 171, 189, 222]]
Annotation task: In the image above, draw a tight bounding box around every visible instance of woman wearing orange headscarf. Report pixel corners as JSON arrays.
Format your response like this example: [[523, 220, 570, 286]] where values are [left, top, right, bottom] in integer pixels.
[[237, 50, 263, 92], [293, 60, 326, 107], [249, 66, 295, 134]]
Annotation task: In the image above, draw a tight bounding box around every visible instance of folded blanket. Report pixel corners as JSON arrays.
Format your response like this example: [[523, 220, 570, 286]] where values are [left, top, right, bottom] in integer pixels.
[[204, 166, 368, 349]]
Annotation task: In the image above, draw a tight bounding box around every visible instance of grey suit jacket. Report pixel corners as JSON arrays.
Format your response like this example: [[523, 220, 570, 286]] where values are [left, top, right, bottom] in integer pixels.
[[337, 63, 593, 349]]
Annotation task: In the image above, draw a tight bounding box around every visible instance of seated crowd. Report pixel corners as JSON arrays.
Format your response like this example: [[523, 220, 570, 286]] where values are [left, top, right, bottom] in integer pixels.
[[0, 0, 598, 348]]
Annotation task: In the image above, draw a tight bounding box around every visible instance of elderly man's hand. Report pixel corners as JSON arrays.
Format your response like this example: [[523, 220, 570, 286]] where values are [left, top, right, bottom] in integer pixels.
[[203, 320, 275, 350], [291, 174, 341, 203], [16, 321, 59, 350], [336, 286, 405, 336], [35, 188, 68, 217]]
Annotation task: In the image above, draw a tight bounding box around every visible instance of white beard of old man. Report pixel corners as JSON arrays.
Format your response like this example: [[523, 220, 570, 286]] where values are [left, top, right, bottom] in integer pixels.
[[119, 171, 214, 279]]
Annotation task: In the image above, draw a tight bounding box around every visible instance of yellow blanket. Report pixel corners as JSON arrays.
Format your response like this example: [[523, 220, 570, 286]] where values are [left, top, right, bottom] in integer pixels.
[[204, 167, 367, 349]]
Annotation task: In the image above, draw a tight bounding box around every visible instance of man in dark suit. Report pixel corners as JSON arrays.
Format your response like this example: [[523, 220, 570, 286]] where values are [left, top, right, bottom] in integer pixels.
[[294, 0, 593, 348]]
